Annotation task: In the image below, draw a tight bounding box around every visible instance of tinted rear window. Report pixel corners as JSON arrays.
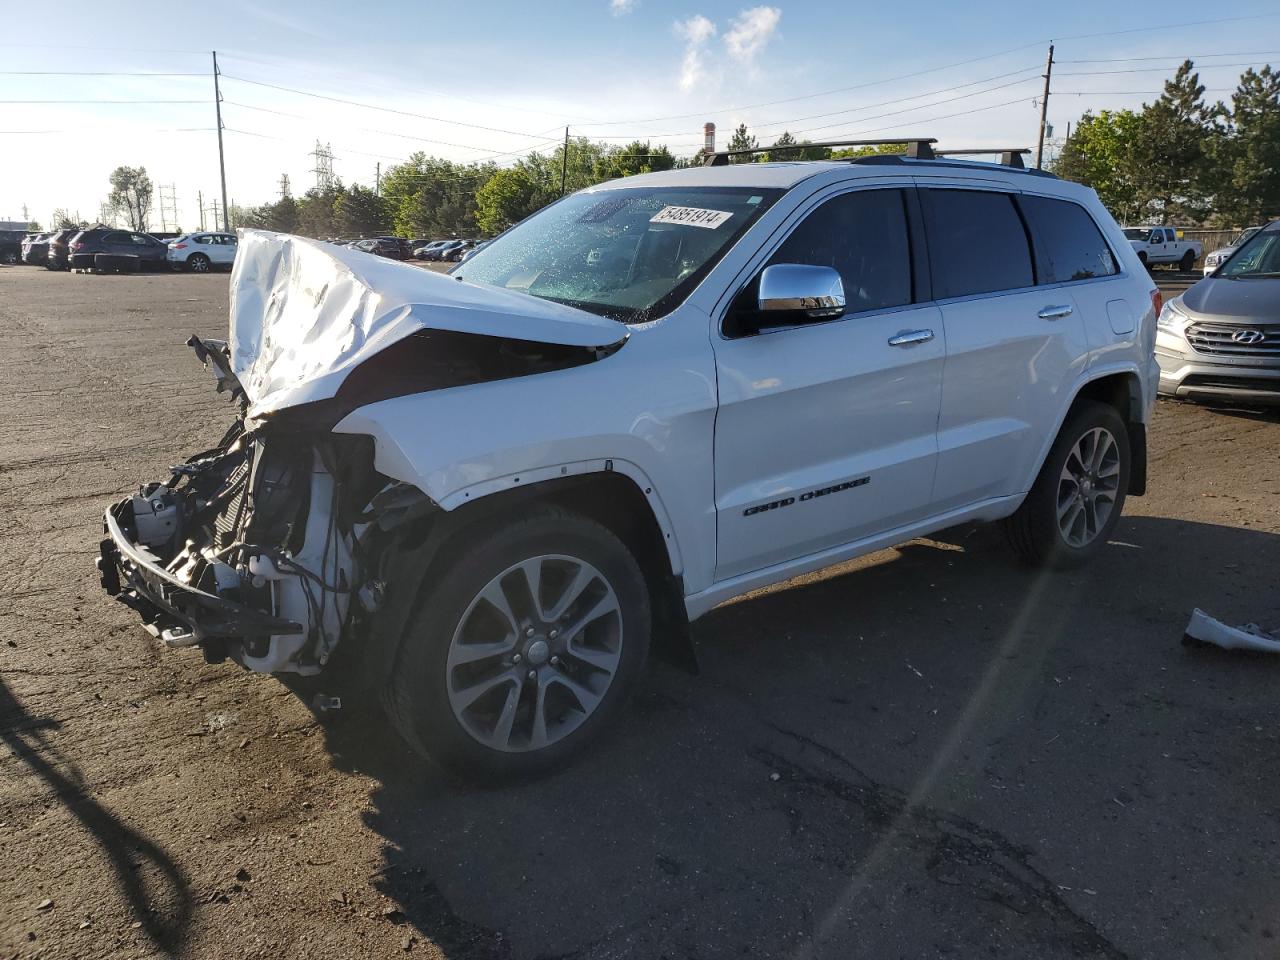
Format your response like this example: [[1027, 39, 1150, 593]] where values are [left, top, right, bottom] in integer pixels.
[[1020, 195, 1118, 283], [921, 189, 1033, 298]]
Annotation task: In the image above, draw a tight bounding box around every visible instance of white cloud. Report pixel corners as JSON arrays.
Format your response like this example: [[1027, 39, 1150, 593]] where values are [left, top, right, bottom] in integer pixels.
[[724, 6, 781, 64], [674, 14, 717, 92], [610, 0, 637, 15]]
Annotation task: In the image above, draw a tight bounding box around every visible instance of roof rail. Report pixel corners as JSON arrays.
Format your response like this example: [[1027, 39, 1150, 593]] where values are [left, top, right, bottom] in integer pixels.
[[702, 137, 936, 166], [934, 147, 1031, 170]]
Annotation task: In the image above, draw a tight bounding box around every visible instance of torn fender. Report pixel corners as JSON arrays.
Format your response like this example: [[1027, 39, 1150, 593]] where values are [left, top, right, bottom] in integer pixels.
[[229, 230, 628, 418]]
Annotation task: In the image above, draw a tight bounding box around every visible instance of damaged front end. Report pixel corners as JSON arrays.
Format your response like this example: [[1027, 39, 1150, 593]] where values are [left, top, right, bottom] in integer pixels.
[[97, 339, 430, 675]]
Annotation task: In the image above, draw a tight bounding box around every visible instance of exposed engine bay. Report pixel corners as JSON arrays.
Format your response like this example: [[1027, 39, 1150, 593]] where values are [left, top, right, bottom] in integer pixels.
[[98, 402, 428, 675]]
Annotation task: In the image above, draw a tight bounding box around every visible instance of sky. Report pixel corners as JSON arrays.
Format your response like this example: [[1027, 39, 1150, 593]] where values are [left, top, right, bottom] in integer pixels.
[[2, 0, 1279, 230]]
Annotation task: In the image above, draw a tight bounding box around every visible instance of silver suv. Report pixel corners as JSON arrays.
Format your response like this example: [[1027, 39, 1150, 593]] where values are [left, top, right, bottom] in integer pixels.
[[1157, 220, 1280, 404]]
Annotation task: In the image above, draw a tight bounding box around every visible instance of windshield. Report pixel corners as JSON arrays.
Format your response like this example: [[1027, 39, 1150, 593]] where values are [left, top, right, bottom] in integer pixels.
[[455, 185, 783, 322], [1217, 227, 1280, 279], [1122, 228, 1148, 240], [1232, 227, 1261, 246]]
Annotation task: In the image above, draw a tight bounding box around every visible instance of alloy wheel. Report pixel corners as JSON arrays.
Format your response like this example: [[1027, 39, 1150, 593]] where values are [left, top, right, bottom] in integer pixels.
[[446, 554, 624, 752], [1056, 427, 1120, 548], [189, 255, 210, 273]]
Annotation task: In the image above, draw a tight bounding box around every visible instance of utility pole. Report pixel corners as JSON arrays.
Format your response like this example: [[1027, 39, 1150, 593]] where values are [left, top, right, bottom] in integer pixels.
[[375, 162, 381, 198], [198, 190, 205, 230], [560, 126, 569, 196], [213, 51, 230, 232], [1035, 43, 1054, 170]]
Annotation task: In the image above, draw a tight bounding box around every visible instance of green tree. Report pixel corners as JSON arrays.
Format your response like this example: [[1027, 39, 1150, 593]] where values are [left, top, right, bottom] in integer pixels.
[[1130, 60, 1220, 223], [1054, 109, 1145, 223], [593, 141, 676, 180], [381, 153, 497, 238], [27, 219, 42, 231], [1213, 66, 1280, 225], [107, 165, 154, 231], [829, 142, 904, 160], [764, 131, 831, 162], [725, 123, 759, 163], [297, 183, 343, 238], [334, 184, 389, 237], [50, 208, 79, 229], [475, 165, 553, 234]]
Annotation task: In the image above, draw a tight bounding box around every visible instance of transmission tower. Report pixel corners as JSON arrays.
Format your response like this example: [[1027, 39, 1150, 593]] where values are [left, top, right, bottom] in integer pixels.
[[158, 184, 179, 232], [278, 173, 292, 200], [310, 141, 336, 191]]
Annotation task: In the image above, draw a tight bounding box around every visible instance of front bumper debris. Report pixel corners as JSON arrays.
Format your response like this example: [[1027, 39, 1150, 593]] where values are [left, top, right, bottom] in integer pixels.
[[98, 500, 303, 648]]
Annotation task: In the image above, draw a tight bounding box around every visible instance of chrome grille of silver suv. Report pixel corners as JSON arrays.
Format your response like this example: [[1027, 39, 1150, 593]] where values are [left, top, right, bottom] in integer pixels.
[[1185, 322, 1280, 357]]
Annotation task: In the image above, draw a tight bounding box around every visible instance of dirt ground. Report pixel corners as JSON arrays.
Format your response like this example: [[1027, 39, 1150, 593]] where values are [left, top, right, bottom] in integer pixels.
[[2, 265, 1279, 960]]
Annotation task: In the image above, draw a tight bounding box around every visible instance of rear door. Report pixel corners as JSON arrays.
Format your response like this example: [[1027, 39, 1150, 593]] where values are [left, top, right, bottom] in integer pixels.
[[920, 186, 1089, 510], [711, 184, 945, 580]]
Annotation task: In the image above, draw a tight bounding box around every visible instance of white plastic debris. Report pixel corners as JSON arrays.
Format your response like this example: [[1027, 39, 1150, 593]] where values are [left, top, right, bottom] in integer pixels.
[[1184, 608, 1280, 654]]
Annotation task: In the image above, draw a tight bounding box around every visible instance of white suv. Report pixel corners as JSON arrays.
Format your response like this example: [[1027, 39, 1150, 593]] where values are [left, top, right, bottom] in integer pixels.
[[99, 145, 1160, 778], [167, 232, 238, 272]]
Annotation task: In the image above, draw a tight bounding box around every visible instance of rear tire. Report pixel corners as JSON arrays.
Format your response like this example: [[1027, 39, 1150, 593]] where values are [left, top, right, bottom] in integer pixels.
[[1179, 250, 1195, 272], [1137, 251, 1148, 270], [1003, 400, 1130, 568], [187, 253, 211, 273], [385, 505, 651, 781]]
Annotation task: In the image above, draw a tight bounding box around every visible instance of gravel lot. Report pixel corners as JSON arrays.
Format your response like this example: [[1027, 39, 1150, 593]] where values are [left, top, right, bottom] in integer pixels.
[[2, 265, 1279, 960]]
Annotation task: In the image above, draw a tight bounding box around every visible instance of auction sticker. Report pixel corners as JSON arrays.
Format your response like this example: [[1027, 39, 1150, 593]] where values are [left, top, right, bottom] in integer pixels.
[[650, 205, 733, 229]]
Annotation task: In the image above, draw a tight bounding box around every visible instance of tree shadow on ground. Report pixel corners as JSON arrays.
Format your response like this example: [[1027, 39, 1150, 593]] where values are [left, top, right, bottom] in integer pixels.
[[0, 677, 192, 955], [316, 515, 1280, 959]]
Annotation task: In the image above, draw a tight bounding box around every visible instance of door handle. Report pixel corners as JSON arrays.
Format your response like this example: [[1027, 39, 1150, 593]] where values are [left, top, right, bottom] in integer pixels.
[[1038, 304, 1074, 320], [887, 329, 935, 347]]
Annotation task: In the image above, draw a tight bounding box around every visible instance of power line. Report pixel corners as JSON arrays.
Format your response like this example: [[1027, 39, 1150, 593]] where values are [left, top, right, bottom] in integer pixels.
[[0, 98, 204, 104], [0, 70, 205, 76], [1059, 50, 1280, 63], [1058, 60, 1277, 77], [218, 73, 552, 140]]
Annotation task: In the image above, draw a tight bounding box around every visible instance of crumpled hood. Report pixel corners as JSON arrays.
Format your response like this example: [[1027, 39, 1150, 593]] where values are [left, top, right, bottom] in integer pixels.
[[1181, 274, 1280, 321], [229, 230, 627, 417]]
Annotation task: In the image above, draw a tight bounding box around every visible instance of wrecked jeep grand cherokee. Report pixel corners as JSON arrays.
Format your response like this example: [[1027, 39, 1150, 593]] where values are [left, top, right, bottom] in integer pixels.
[[99, 152, 1159, 778]]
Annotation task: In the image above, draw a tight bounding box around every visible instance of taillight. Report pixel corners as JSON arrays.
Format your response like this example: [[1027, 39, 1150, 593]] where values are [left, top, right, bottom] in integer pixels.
[[1150, 288, 1163, 318], [173, 243, 187, 249]]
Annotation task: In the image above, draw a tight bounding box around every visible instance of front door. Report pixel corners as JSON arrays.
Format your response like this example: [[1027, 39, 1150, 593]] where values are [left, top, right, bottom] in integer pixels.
[[711, 186, 944, 582]]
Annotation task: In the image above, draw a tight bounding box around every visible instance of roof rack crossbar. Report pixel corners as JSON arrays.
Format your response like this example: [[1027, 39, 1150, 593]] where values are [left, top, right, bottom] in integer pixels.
[[934, 147, 1031, 170], [702, 137, 936, 166]]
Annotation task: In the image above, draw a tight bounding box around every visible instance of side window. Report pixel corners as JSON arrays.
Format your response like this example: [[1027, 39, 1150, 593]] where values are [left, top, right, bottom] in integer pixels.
[[129, 233, 151, 246], [1019, 195, 1118, 283], [103, 232, 126, 244], [194, 235, 210, 244], [920, 189, 1033, 299], [767, 188, 913, 316]]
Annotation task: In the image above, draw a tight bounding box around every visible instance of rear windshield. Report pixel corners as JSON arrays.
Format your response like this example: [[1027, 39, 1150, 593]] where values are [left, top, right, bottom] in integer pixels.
[[455, 186, 783, 323], [1121, 228, 1148, 240]]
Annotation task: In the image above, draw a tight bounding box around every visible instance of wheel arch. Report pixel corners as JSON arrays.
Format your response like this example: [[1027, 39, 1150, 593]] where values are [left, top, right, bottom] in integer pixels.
[[363, 467, 693, 694], [1029, 369, 1147, 499]]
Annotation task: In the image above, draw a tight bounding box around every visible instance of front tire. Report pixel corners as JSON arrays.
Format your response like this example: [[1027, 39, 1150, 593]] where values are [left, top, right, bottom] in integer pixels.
[[187, 253, 211, 273], [1004, 400, 1130, 568], [385, 506, 651, 780]]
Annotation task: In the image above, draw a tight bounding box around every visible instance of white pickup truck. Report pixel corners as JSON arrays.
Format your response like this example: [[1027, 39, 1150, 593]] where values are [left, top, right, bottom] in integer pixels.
[[1122, 226, 1202, 270]]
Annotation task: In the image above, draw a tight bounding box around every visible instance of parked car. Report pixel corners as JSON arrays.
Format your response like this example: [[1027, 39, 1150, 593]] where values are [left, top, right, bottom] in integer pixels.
[[98, 153, 1158, 779], [68, 227, 168, 270], [1202, 226, 1262, 276], [166, 232, 239, 272], [20, 232, 51, 265], [348, 237, 409, 261], [443, 239, 479, 262], [0, 229, 22, 265], [44, 228, 80, 271], [1156, 220, 1280, 404], [1122, 225, 1202, 270], [414, 240, 451, 260], [456, 239, 491, 265], [427, 239, 466, 262]]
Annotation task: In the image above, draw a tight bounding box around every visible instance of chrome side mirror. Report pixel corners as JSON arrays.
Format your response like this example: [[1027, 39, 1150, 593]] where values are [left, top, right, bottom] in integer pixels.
[[758, 263, 846, 321]]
